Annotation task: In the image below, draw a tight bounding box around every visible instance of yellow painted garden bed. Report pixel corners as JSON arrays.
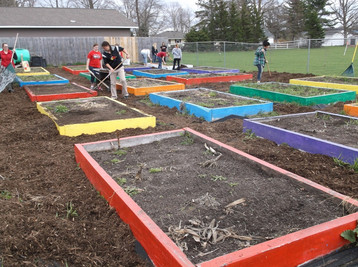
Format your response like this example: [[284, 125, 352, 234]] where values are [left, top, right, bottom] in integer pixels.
[[37, 96, 156, 137], [15, 67, 50, 76], [290, 76, 358, 92]]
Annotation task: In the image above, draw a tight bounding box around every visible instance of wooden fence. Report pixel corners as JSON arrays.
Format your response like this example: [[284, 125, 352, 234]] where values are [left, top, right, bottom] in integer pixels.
[[0, 36, 168, 66]]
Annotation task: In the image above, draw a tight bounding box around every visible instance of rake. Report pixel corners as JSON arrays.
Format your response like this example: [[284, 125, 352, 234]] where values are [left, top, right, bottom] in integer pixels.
[[342, 43, 358, 77]]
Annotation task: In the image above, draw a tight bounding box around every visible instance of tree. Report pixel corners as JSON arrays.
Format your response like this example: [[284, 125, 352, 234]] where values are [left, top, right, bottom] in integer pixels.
[[263, 0, 286, 41], [165, 2, 194, 33], [284, 0, 306, 40], [0, 0, 16, 6], [303, 0, 329, 39], [118, 0, 162, 36], [330, 0, 358, 39], [228, 1, 241, 42], [39, 0, 73, 8], [71, 0, 116, 9], [249, 0, 265, 42], [184, 28, 209, 42]]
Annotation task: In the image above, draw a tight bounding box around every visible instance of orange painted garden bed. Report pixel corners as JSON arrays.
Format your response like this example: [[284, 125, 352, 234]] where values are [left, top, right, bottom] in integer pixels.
[[167, 73, 253, 85]]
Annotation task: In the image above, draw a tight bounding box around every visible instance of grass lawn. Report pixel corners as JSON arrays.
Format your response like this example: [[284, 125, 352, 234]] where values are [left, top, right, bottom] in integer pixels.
[[182, 46, 358, 77]]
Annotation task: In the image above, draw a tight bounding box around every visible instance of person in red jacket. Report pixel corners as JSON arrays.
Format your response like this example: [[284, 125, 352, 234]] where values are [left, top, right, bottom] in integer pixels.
[[0, 43, 18, 92]]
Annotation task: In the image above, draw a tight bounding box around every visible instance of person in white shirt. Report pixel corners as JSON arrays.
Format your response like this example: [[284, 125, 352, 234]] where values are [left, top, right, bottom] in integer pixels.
[[172, 44, 182, 70], [140, 49, 152, 66]]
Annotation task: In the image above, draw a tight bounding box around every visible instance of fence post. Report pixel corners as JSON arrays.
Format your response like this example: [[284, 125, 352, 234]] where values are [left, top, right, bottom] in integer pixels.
[[196, 42, 199, 66], [306, 39, 311, 73], [223, 41, 226, 68]]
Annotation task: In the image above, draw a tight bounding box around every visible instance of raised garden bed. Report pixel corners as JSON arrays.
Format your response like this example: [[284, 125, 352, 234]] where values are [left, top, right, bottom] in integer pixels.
[[116, 78, 185, 96], [149, 88, 272, 122], [16, 74, 69, 87], [181, 66, 240, 74], [167, 72, 253, 85], [230, 82, 356, 106], [133, 69, 189, 78], [79, 72, 136, 81], [37, 96, 155, 136], [62, 65, 88, 75], [24, 82, 97, 102], [243, 111, 358, 164], [344, 103, 358, 117], [74, 128, 358, 267], [124, 65, 152, 72], [15, 67, 50, 76], [290, 76, 358, 92]]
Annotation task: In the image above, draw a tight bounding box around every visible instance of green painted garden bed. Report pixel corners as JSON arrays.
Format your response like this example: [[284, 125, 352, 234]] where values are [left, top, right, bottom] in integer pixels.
[[230, 82, 356, 106]]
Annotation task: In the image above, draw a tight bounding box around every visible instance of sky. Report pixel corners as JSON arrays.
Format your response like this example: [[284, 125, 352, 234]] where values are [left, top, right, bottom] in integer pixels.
[[167, 0, 199, 11]]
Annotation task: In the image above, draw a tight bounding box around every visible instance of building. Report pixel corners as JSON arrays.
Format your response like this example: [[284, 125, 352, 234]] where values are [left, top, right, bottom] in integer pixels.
[[0, 7, 137, 37], [154, 31, 185, 47], [323, 27, 356, 46]]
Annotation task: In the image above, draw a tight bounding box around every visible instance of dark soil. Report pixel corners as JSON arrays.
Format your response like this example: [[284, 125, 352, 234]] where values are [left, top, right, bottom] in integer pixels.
[[160, 88, 262, 108], [238, 82, 346, 96], [299, 76, 358, 85], [1, 67, 357, 266], [263, 112, 358, 149], [127, 78, 177, 88], [15, 67, 48, 74], [26, 83, 91, 95], [41, 97, 147, 125], [90, 135, 345, 264]]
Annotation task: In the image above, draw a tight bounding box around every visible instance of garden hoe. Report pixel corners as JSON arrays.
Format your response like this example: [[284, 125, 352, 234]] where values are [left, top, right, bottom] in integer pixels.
[[342, 43, 358, 77]]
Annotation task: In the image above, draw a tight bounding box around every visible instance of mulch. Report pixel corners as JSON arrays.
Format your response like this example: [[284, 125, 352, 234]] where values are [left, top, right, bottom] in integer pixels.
[[0, 67, 357, 266]]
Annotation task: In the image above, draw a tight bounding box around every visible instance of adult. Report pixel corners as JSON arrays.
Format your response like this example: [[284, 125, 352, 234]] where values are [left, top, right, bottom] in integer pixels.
[[140, 48, 152, 66], [0, 43, 18, 93], [253, 40, 270, 83], [160, 42, 168, 62], [160, 42, 167, 52], [151, 43, 158, 63], [86, 43, 103, 90], [156, 51, 168, 69], [101, 41, 129, 99], [172, 44, 182, 70]]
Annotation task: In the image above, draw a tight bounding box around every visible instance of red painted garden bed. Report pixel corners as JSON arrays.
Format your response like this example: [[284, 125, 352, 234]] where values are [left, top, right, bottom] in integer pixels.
[[74, 128, 358, 267], [24, 82, 97, 102], [62, 65, 88, 75], [166, 73, 253, 85]]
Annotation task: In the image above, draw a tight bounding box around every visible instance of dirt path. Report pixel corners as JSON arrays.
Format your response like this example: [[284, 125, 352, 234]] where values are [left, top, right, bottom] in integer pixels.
[[0, 67, 357, 266]]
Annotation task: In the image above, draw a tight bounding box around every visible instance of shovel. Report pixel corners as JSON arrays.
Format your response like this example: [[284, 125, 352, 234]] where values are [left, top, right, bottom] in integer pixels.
[[342, 43, 358, 77]]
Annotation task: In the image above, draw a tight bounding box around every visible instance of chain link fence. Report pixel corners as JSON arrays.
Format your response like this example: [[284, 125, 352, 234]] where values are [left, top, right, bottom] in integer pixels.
[[180, 38, 358, 76]]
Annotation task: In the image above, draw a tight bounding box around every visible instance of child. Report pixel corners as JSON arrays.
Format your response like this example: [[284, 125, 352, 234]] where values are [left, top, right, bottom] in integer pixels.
[[172, 44, 182, 70], [86, 43, 102, 90], [156, 51, 168, 69]]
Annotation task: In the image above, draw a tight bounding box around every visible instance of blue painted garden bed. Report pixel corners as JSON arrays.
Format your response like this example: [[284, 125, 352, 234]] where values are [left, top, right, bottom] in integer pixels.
[[16, 74, 69, 87], [243, 111, 358, 164], [124, 66, 152, 72], [133, 69, 189, 78], [149, 88, 273, 122]]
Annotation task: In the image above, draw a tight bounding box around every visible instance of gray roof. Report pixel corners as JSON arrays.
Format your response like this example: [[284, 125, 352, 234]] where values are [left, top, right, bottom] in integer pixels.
[[155, 31, 185, 39], [0, 7, 137, 28]]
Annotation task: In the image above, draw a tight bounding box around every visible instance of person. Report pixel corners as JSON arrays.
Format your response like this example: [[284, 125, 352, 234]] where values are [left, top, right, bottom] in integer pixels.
[[172, 44, 182, 70], [101, 41, 129, 99], [86, 43, 103, 90], [156, 51, 168, 69], [0, 42, 18, 92], [160, 42, 167, 53], [151, 43, 158, 63], [160, 42, 168, 62], [253, 40, 270, 83], [140, 48, 152, 66]]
